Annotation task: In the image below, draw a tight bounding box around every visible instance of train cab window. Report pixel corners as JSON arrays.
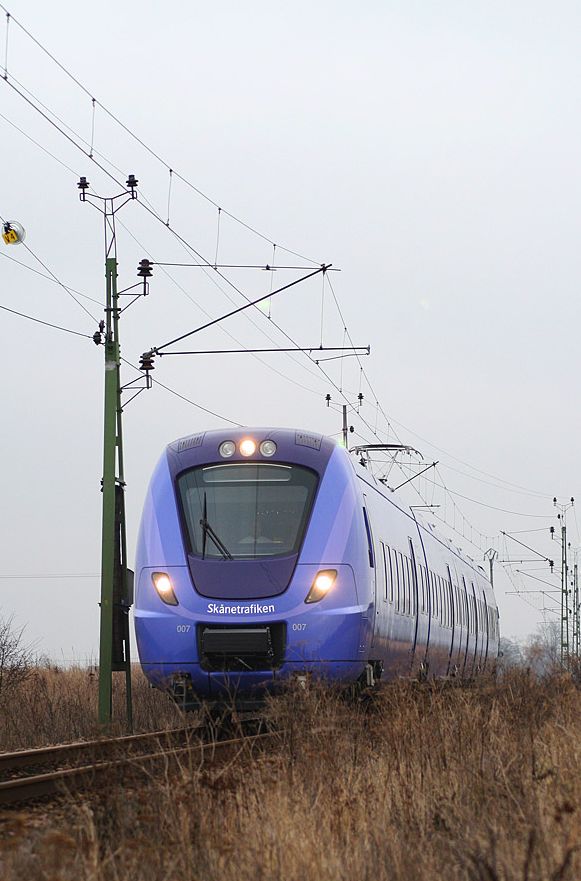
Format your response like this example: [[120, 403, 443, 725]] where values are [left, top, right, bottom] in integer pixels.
[[178, 462, 318, 560]]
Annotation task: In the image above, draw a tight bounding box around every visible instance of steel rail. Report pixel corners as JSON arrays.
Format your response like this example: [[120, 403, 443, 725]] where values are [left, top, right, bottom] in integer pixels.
[[0, 724, 204, 774], [0, 731, 277, 806]]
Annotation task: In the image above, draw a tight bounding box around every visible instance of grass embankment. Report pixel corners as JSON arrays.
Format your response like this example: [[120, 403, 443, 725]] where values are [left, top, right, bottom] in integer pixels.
[[0, 666, 183, 751], [0, 671, 580, 880]]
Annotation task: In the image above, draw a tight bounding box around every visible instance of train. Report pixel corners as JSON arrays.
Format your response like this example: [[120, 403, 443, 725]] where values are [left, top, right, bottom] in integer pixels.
[[134, 427, 500, 708]]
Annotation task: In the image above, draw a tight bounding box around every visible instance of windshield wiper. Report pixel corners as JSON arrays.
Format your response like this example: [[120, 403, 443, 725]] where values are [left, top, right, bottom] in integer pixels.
[[200, 493, 233, 560]]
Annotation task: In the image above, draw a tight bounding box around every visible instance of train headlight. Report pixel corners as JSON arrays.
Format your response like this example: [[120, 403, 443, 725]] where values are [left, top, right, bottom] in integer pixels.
[[260, 440, 277, 457], [219, 440, 236, 458], [304, 569, 337, 604], [152, 572, 178, 606], [239, 438, 256, 457]]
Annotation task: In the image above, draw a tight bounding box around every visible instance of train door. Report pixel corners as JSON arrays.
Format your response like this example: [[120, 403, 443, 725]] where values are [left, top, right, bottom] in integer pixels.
[[362, 500, 378, 648], [408, 537, 420, 669]]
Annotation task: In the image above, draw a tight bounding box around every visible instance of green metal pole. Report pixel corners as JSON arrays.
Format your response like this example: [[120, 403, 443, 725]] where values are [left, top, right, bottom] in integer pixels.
[[573, 551, 581, 659], [98, 255, 119, 726], [113, 296, 133, 731], [561, 523, 569, 668]]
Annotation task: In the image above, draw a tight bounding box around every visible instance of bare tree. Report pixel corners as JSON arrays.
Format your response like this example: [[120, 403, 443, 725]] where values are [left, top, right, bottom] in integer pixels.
[[498, 636, 524, 670], [522, 620, 560, 675], [0, 616, 33, 706]]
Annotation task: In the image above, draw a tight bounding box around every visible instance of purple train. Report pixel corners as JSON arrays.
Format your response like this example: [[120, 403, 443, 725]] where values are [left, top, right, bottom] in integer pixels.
[[134, 427, 500, 707]]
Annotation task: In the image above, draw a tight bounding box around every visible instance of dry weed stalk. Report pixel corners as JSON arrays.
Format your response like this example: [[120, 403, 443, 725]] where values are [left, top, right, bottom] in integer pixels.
[[0, 670, 579, 881]]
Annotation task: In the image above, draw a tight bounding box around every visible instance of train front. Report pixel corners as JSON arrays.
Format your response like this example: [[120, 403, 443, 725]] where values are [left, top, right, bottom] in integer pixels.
[[134, 428, 372, 707]]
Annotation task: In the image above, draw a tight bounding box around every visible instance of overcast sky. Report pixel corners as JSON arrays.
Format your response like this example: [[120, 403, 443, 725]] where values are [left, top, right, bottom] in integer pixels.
[[1, 0, 579, 660]]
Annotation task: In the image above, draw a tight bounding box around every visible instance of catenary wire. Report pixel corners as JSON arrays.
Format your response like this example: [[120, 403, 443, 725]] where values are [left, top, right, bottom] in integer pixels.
[[120, 357, 243, 427], [0, 36, 365, 407], [0, 2, 319, 265], [0, 205, 98, 324], [0, 302, 91, 338], [0, 250, 103, 306], [0, 24, 552, 551]]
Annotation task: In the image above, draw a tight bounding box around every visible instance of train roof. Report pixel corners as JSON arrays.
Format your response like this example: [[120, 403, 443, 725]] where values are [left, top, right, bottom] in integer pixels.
[[166, 426, 490, 584]]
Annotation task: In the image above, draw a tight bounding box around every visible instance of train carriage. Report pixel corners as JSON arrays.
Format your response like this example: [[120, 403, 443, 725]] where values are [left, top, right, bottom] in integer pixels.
[[134, 427, 499, 707]]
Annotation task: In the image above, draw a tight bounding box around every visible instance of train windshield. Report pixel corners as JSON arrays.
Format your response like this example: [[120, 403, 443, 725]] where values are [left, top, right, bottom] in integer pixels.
[[178, 463, 318, 560]]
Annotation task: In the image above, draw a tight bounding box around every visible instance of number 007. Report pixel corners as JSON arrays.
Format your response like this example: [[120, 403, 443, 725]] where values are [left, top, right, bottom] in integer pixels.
[[176, 625, 191, 633]]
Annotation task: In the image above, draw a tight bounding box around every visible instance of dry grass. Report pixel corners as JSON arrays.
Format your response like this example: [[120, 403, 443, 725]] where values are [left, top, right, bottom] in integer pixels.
[[0, 666, 184, 751], [1, 670, 580, 880]]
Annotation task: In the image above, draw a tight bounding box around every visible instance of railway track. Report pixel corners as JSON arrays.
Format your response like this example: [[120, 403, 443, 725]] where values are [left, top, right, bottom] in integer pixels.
[[0, 719, 277, 807]]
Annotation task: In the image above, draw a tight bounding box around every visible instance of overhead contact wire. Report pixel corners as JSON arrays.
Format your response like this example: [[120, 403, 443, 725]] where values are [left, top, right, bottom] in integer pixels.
[[0, 302, 91, 338]]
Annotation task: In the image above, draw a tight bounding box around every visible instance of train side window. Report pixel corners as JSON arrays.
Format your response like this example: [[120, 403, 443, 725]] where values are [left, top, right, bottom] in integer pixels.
[[386, 546, 394, 603], [362, 508, 374, 568], [393, 550, 401, 611], [402, 555, 409, 615], [431, 572, 437, 618], [400, 552, 407, 614], [382, 544, 389, 601], [449, 583, 453, 627], [408, 557, 416, 616]]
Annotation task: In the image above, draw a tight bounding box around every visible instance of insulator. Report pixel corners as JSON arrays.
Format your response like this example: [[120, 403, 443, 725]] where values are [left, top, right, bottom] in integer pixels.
[[137, 258, 153, 278], [126, 174, 138, 190], [139, 351, 155, 372], [325, 394, 331, 407], [92, 330, 102, 345], [77, 176, 90, 191]]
